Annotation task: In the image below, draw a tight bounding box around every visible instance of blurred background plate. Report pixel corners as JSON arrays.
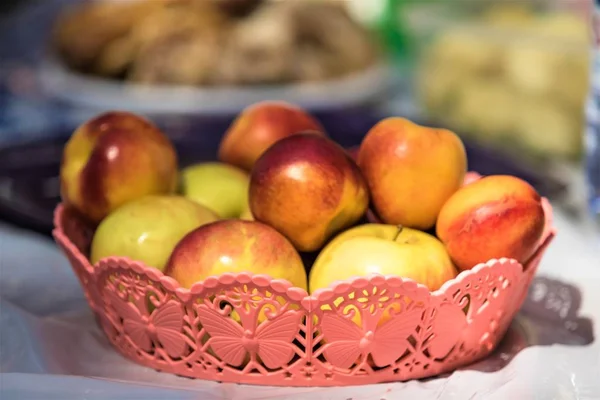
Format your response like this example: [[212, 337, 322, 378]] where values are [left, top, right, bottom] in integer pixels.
[[38, 0, 394, 116], [39, 57, 394, 116]]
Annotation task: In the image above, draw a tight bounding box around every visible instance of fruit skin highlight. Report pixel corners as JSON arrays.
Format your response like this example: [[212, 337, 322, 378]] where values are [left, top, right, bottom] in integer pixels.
[[358, 117, 467, 230], [249, 132, 369, 252], [60, 111, 178, 224], [436, 175, 546, 271]]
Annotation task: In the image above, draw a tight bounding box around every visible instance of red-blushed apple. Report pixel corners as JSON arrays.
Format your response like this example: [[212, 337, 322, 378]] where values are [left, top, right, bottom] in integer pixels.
[[164, 219, 307, 290], [60, 111, 178, 224], [248, 133, 369, 252], [217, 100, 326, 171], [436, 175, 546, 271], [358, 117, 467, 230]]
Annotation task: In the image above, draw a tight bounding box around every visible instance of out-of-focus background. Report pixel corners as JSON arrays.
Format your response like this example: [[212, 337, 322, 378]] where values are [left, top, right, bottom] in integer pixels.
[[1, 2, 600, 399], [0, 0, 597, 232]]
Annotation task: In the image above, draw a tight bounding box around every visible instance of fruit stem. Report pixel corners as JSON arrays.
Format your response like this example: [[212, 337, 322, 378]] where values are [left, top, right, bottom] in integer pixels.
[[394, 225, 404, 241]]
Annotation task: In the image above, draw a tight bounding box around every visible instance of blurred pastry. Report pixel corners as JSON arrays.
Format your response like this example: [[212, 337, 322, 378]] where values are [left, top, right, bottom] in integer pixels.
[[213, 2, 296, 85], [51, 0, 379, 86], [52, 0, 164, 73], [128, 29, 223, 85], [290, 1, 378, 80]]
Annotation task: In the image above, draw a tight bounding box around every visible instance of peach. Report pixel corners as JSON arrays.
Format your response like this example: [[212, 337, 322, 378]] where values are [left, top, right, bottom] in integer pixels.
[[358, 117, 467, 230], [436, 175, 546, 271], [217, 100, 326, 171], [60, 111, 178, 224], [165, 219, 307, 291], [249, 133, 369, 252]]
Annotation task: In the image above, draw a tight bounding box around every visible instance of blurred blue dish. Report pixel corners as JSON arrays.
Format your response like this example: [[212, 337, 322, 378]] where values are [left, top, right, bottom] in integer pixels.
[[39, 56, 394, 117]]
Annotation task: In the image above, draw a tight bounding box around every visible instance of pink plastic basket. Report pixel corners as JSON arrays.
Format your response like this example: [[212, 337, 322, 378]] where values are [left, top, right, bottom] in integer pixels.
[[52, 173, 556, 387]]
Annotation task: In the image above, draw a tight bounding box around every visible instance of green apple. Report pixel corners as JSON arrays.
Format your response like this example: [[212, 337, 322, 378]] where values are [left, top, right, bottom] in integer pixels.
[[309, 224, 458, 293], [90, 195, 218, 271], [180, 162, 250, 219]]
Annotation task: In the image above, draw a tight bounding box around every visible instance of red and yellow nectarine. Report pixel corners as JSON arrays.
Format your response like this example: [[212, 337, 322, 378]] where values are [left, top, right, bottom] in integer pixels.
[[436, 175, 546, 271], [60, 111, 178, 224], [217, 101, 326, 171], [249, 133, 369, 252], [358, 117, 467, 230]]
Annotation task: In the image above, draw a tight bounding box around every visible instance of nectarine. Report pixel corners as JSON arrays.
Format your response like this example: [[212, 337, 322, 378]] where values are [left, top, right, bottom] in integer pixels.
[[60, 111, 178, 224], [358, 117, 467, 230], [217, 100, 326, 171], [436, 175, 546, 271], [249, 133, 369, 252]]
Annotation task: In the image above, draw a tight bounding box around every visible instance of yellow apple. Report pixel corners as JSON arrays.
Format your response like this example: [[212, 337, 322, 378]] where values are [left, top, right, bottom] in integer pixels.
[[180, 162, 250, 219], [239, 204, 254, 221], [309, 224, 458, 328], [90, 195, 218, 271], [310, 224, 458, 293]]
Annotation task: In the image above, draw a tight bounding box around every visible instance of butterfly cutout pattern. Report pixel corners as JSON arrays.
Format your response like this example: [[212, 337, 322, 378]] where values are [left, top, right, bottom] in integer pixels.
[[425, 303, 467, 360], [319, 308, 423, 369], [198, 305, 302, 370], [108, 291, 187, 359]]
